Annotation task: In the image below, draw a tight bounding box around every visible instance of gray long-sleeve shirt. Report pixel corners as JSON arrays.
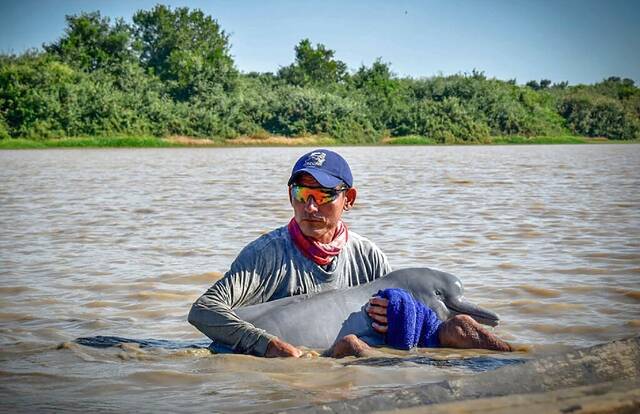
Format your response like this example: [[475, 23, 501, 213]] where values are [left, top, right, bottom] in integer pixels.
[[188, 225, 391, 356]]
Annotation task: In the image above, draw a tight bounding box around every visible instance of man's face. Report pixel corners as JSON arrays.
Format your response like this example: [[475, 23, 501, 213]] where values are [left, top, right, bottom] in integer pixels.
[[289, 173, 357, 243]]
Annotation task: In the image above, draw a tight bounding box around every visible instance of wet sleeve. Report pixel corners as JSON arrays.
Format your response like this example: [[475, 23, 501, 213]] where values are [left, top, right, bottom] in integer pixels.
[[187, 246, 277, 356]]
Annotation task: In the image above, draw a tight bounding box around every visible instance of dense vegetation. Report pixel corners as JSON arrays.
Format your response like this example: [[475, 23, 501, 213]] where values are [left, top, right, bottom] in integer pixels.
[[1, 5, 639, 144]]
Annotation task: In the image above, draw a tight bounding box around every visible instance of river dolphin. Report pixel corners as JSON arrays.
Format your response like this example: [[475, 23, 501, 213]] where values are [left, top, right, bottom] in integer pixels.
[[234, 267, 500, 350]]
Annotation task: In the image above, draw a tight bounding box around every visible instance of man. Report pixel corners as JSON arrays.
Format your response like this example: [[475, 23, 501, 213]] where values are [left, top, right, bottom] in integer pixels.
[[189, 149, 391, 357], [189, 149, 512, 357]]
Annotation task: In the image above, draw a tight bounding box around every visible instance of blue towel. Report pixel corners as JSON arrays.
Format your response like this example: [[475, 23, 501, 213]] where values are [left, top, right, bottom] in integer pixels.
[[376, 288, 443, 350]]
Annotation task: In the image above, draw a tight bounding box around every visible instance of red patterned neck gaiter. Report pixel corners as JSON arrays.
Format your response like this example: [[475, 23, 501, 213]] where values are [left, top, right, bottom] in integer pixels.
[[287, 217, 348, 266]]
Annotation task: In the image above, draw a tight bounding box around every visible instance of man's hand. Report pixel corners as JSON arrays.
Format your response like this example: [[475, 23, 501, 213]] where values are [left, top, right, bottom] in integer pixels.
[[265, 337, 302, 358], [367, 296, 389, 334]]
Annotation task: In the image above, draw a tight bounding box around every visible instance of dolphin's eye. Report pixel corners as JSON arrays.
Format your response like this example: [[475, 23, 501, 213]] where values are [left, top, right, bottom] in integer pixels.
[[434, 290, 442, 296]]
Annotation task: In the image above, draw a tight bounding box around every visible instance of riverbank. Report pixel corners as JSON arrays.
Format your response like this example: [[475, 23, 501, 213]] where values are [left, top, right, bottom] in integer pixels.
[[1, 134, 637, 149]]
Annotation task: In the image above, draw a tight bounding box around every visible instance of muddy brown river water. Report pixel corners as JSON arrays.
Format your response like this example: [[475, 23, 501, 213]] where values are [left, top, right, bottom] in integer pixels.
[[1, 145, 639, 412]]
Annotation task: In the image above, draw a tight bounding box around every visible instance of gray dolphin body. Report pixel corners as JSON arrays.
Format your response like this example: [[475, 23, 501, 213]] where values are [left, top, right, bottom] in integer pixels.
[[235, 267, 499, 349]]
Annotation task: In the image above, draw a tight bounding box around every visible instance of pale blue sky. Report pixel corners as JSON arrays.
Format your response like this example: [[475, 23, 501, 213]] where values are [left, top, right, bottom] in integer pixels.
[[1, 0, 638, 84]]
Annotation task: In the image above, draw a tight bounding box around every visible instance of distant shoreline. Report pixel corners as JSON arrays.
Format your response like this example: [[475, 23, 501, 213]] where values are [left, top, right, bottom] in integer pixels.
[[2, 135, 638, 149]]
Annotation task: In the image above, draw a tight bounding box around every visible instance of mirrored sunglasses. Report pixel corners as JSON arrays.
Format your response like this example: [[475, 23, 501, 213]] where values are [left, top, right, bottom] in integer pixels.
[[290, 185, 347, 205]]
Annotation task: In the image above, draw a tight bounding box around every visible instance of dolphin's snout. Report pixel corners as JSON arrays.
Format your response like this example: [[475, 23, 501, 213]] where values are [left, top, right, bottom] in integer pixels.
[[446, 298, 500, 327]]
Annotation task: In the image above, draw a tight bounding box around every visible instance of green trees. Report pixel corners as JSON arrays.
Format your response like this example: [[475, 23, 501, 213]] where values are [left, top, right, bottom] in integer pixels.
[[349, 59, 407, 133], [390, 97, 490, 143], [278, 39, 347, 87], [1, 54, 77, 137], [560, 92, 639, 139], [262, 86, 375, 142], [44, 12, 134, 73], [132, 5, 236, 100], [556, 77, 640, 140], [526, 79, 552, 91], [0, 5, 638, 142]]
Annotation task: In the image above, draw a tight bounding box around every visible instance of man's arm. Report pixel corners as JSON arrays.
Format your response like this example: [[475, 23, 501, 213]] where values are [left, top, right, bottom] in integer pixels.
[[188, 244, 302, 357], [188, 271, 274, 356], [189, 279, 302, 357]]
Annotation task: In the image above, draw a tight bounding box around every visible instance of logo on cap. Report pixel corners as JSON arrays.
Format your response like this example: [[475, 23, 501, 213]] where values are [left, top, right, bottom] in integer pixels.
[[304, 152, 326, 167]]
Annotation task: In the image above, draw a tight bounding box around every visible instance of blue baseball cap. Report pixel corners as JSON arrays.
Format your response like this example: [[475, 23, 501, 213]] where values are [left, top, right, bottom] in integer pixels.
[[288, 149, 353, 188]]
